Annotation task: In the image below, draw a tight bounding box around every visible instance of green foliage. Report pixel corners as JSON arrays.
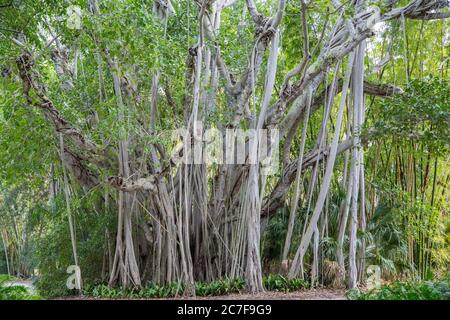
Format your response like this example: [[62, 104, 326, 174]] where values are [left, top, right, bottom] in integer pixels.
[[194, 278, 245, 296], [363, 181, 450, 280], [84, 278, 245, 299], [0, 274, 14, 283], [33, 193, 116, 298], [347, 278, 450, 300], [0, 241, 7, 275], [83, 276, 309, 299], [366, 201, 410, 278], [263, 274, 310, 292], [0, 275, 41, 300], [262, 207, 289, 263], [367, 78, 450, 156], [0, 0, 448, 299]]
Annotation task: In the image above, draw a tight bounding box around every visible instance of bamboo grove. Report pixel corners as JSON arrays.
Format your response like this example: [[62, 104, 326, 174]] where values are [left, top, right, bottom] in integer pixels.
[[0, 0, 449, 295]]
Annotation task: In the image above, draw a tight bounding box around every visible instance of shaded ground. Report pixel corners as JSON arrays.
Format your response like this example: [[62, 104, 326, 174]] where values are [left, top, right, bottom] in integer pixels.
[[55, 289, 347, 300], [184, 289, 347, 300]]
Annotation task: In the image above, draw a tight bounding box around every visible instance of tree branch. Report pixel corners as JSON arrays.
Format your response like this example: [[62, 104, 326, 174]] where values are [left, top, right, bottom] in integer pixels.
[[16, 52, 99, 155], [262, 138, 354, 219]]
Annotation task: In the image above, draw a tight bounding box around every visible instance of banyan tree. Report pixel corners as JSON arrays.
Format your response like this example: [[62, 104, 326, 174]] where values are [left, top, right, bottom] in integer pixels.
[[0, 0, 449, 294]]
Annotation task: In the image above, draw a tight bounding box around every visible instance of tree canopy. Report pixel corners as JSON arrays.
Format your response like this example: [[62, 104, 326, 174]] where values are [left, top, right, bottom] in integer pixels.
[[0, 0, 449, 297]]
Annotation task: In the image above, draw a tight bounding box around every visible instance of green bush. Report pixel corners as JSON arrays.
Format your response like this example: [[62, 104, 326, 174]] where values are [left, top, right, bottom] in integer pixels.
[[263, 274, 310, 292], [195, 278, 245, 296], [0, 275, 41, 300], [83, 275, 310, 299], [347, 278, 450, 300], [84, 278, 245, 299]]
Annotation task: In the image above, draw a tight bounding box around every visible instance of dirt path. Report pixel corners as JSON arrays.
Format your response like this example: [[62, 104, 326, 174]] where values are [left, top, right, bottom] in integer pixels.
[[181, 289, 347, 300], [57, 289, 347, 300]]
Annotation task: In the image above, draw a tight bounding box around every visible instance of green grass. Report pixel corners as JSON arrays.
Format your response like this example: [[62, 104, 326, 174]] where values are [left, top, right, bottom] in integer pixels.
[[0, 274, 41, 300], [347, 278, 450, 300]]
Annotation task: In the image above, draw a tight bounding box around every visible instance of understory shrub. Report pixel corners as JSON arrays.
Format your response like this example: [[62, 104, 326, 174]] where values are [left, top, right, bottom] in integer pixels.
[[347, 278, 450, 300], [82, 275, 309, 299], [0, 275, 41, 300], [263, 274, 310, 292]]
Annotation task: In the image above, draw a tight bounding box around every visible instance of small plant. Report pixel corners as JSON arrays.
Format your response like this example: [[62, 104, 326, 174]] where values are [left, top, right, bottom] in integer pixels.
[[83, 275, 312, 299], [195, 278, 245, 296], [263, 274, 310, 292], [347, 278, 450, 300]]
